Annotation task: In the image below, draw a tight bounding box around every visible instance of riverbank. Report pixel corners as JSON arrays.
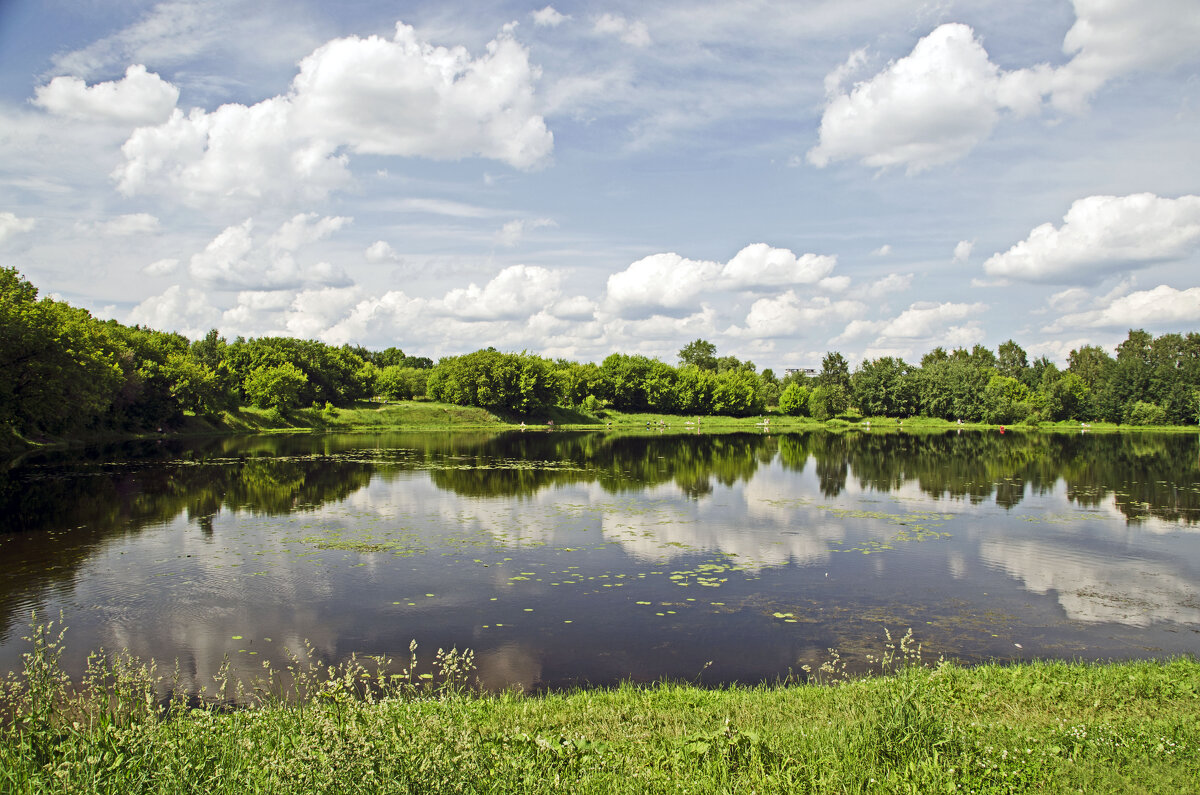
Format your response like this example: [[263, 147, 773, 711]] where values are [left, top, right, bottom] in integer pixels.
[[5, 400, 1195, 457], [2, 631, 1196, 793]]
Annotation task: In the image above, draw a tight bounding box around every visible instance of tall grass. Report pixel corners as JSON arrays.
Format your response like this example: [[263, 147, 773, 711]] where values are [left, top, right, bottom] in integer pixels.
[[2, 618, 1197, 793]]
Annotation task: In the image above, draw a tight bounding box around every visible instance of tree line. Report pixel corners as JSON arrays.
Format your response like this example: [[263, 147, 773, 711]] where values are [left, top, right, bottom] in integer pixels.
[[2, 267, 1198, 440]]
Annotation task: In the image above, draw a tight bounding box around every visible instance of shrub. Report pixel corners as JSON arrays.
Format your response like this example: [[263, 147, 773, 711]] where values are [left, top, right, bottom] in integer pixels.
[[1125, 401, 1167, 426]]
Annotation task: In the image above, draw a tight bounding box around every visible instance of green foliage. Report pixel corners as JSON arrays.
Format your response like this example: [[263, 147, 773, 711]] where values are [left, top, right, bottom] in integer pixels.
[[3, 622, 1198, 795], [983, 375, 1030, 424], [376, 365, 429, 401], [677, 338, 718, 371], [778, 382, 810, 416], [852, 357, 916, 417], [809, 383, 849, 421], [1125, 400, 1168, 426], [243, 362, 308, 411], [0, 268, 124, 435], [427, 350, 560, 414]]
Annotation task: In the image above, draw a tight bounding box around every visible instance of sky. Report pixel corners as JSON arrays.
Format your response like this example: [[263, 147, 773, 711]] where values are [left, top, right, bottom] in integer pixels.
[[1, 0, 1198, 370]]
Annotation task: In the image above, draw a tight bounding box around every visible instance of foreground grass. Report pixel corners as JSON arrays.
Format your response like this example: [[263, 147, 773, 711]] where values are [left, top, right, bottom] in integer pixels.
[[3, 625, 1197, 794]]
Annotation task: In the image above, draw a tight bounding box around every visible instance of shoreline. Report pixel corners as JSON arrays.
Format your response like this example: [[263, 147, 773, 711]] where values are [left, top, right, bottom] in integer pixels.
[[2, 627, 1196, 792], [5, 399, 1196, 458]]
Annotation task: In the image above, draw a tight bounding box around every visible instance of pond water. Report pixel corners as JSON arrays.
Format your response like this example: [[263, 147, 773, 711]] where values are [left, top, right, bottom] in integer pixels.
[[1, 428, 1198, 693]]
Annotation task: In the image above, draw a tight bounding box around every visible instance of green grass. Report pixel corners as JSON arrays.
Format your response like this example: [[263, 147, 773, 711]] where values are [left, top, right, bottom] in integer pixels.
[[3, 621, 1197, 794]]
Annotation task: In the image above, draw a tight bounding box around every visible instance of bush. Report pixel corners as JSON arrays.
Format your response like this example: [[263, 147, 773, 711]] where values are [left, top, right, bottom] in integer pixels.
[[1125, 401, 1167, 426], [779, 383, 811, 416]]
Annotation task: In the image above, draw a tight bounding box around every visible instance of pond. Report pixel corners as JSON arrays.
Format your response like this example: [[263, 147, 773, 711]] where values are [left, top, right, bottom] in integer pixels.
[[1, 428, 1198, 693]]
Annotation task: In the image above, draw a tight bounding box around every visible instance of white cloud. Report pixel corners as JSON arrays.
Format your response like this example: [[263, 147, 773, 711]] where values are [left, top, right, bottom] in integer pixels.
[[126, 285, 221, 337], [879, 301, 986, 338], [865, 272, 913, 299], [114, 23, 552, 203], [33, 65, 178, 125], [289, 23, 552, 167], [143, 258, 179, 276], [283, 286, 363, 340], [605, 244, 839, 316], [606, 252, 722, 315], [953, 239, 974, 263], [496, 217, 555, 247], [0, 212, 36, 243], [593, 13, 651, 47], [365, 241, 399, 263], [1052, 0, 1200, 112], [438, 264, 564, 321], [115, 101, 351, 203], [78, 212, 160, 236], [808, 24, 1016, 173], [840, 300, 988, 355], [984, 194, 1200, 282], [731, 292, 866, 338], [268, 212, 350, 251], [188, 216, 352, 289], [722, 243, 836, 288], [871, 244, 892, 257], [1047, 285, 1200, 330], [809, 1, 1200, 172], [532, 6, 568, 27]]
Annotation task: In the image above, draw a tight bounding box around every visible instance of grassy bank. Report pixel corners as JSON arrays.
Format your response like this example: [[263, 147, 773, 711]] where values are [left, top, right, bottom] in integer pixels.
[[2, 623, 1197, 793], [5, 401, 1195, 458]]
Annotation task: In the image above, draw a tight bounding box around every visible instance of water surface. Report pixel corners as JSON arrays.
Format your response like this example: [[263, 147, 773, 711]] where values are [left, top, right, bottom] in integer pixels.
[[2, 428, 1198, 692]]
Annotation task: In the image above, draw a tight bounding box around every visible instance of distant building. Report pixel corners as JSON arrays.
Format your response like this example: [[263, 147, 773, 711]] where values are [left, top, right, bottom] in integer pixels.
[[783, 367, 818, 377]]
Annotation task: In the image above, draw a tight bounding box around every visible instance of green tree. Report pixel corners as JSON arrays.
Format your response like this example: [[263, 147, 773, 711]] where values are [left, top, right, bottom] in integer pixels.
[[817, 351, 851, 392], [243, 363, 308, 411], [678, 339, 718, 371], [0, 268, 123, 434], [852, 357, 916, 417], [997, 339, 1031, 386], [983, 375, 1029, 424], [778, 382, 810, 416], [809, 383, 849, 421]]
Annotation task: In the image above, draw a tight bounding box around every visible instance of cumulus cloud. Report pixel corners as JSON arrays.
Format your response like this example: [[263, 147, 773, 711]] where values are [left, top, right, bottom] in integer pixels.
[[983, 194, 1200, 282], [127, 284, 221, 337], [143, 258, 179, 276], [365, 241, 399, 262], [1051, 0, 1200, 112], [1046, 285, 1200, 331], [532, 6, 568, 27], [0, 212, 36, 243], [114, 23, 552, 203], [593, 13, 651, 46], [605, 244, 838, 316], [871, 244, 892, 257], [438, 264, 564, 321], [865, 272, 913, 299], [879, 301, 986, 338], [188, 215, 352, 289], [33, 65, 178, 125], [722, 243, 836, 288], [810, 1, 1200, 172], [730, 292, 866, 338], [953, 240, 974, 263], [808, 24, 1018, 172], [838, 300, 988, 355]]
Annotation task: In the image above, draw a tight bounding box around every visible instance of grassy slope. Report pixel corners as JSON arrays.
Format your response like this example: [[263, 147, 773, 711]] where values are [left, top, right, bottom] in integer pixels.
[[2, 653, 1197, 793]]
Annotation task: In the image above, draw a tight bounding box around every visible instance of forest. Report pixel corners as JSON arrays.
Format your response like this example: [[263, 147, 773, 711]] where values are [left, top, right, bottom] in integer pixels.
[[2, 266, 1198, 440]]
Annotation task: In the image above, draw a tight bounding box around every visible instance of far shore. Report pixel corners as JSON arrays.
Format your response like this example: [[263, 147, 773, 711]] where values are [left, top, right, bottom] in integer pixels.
[[4, 399, 1196, 457]]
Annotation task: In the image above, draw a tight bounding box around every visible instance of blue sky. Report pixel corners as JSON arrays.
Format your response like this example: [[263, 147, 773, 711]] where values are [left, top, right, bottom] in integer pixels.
[[1, 0, 1198, 369]]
